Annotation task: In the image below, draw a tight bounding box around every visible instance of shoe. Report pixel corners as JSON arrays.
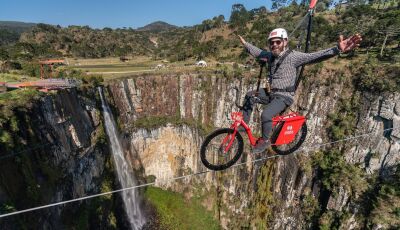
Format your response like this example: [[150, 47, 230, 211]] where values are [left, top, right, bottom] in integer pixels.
[[252, 138, 271, 154]]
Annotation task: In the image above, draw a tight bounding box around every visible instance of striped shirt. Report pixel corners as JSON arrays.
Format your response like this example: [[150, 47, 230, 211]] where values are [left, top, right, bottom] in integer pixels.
[[244, 42, 340, 105]]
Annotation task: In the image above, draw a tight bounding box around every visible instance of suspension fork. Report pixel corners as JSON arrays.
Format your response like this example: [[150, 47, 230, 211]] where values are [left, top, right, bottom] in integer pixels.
[[220, 121, 241, 153], [222, 120, 259, 152]]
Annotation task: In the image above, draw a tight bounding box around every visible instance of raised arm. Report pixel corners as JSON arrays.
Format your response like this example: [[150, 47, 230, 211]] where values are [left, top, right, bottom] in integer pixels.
[[292, 33, 362, 67], [238, 35, 271, 63], [291, 47, 340, 67]]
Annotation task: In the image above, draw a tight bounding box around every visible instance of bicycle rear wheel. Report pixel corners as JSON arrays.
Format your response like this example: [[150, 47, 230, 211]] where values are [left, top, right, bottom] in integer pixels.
[[200, 128, 244, 171], [272, 123, 307, 155]]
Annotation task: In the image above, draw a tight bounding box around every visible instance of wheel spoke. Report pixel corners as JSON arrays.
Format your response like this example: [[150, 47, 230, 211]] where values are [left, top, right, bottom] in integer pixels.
[[200, 128, 244, 171]]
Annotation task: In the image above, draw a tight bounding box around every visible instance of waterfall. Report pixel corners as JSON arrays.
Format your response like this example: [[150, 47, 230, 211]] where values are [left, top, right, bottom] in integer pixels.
[[98, 87, 146, 230]]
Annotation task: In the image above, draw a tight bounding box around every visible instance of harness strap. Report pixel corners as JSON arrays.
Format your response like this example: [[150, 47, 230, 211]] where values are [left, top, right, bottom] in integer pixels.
[[268, 49, 294, 92], [271, 86, 296, 93], [268, 49, 292, 78]]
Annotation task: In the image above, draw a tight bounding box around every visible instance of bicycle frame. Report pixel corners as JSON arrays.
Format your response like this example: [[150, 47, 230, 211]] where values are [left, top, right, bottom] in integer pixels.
[[225, 111, 306, 150], [216, 112, 254, 154]]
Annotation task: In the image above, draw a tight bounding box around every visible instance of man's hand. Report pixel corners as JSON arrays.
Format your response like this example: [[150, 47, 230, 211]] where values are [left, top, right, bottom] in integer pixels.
[[238, 35, 246, 45], [338, 34, 362, 53]]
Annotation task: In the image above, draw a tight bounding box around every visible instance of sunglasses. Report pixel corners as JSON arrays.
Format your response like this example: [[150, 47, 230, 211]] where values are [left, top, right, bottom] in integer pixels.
[[269, 40, 282, 45]]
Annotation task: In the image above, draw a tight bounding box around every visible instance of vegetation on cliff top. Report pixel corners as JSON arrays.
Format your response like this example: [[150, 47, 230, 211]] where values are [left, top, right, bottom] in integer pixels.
[[0, 1, 399, 72], [0, 89, 43, 150]]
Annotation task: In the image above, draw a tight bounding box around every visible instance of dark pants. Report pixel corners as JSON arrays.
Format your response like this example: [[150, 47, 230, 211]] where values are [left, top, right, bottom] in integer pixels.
[[241, 88, 287, 139]]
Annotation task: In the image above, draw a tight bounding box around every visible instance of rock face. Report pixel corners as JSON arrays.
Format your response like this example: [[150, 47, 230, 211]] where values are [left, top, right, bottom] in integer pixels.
[[0, 89, 114, 229], [1, 64, 397, 229], [108, 68, 400, 229]]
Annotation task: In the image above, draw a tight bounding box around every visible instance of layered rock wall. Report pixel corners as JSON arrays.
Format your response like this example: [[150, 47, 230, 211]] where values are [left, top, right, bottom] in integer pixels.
[[108, 68, 399, 229], [0, 89, 116, 229]]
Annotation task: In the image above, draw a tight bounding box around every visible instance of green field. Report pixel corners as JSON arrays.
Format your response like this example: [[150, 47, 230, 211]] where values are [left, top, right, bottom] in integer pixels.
[[66, 56, 220, 80], [0, 73, 39, 83], [145, 186, 220, 230]]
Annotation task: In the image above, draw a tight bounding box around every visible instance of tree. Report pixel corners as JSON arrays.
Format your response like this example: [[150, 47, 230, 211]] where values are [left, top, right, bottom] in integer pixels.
[[271, 0, 288, 11], [35, 23, 58, 33], [0, 47, 9, 61], [229, 4, 251, 29], [102, 27, 113, 32], [316, 0, 334, 11], [0, 29, 19, 46], [213, 15, 225, 28], [200, 19, 214, 32], [249, 6, 268, 17]]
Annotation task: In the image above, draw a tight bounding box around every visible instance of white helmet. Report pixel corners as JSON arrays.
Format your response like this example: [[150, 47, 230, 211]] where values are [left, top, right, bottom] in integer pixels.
[[268, 28, 288, 41]]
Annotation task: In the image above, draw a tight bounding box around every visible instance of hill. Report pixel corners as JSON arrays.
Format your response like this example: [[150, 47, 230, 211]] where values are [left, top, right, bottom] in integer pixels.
[[0, 3, 399, 63], [0, 21, 36, 34], [0, 21, 36, 45], [136, 21, 178, 32]]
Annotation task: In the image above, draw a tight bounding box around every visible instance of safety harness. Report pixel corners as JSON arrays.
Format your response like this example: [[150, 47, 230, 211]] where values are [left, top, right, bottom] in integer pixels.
[[268, 49, 296, 93], [255, 49, 295, 95]]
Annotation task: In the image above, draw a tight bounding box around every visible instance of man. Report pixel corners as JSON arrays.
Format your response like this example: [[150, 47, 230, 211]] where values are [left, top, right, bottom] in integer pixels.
[[238, 28, 362, 154]]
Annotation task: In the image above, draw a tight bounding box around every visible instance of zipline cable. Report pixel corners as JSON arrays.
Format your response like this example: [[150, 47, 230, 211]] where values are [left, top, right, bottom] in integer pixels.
[[232, 127, 396, 168], [288, 11, 310, 38], [0, 127, 396, 219]]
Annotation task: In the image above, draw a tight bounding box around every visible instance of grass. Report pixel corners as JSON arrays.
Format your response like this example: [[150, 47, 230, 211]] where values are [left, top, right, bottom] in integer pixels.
[[0, 89, 43, 119], [0, 73, 39, 83], [0, 89, 43, 149], [66, 55, 243, 81], [77, 66, 150, 73], [145, 186, 220, 230]]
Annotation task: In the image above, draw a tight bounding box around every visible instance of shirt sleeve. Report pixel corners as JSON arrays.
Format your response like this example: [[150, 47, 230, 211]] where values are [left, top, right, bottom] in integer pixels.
[[291, 46, 340, 67], [243, 42, 271, 63]]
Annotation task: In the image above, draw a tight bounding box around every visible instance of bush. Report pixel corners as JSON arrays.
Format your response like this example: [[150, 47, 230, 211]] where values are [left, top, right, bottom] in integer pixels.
[[367, 164, 400, 228], [312, 150, 367, 195], [145, 186, 220, 230], [353, 63, 400, 93], [327, 96, 360, 141], [21, 62, 41, 77]]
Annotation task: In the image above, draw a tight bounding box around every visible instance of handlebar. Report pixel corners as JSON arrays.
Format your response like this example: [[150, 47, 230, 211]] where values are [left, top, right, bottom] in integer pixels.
[[233, 86, 265, 110], [231, 61, 267, 110]]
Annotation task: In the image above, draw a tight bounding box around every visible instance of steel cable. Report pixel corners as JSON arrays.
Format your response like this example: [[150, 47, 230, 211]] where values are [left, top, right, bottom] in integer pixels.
[[0, 127, 396, 218]]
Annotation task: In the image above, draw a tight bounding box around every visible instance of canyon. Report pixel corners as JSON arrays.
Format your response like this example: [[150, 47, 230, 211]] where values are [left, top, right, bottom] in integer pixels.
[[0, 62, 399, 229]]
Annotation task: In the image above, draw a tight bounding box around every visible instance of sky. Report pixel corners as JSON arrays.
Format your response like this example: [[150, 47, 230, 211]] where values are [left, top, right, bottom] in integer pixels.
[[0, 0, 272, 29]]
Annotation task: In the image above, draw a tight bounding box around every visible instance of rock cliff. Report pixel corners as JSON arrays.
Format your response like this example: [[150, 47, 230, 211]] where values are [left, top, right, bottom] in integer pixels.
[[0, 59, 398, 229], [108, 62, 399, 229], [0, 88, 123, 229]]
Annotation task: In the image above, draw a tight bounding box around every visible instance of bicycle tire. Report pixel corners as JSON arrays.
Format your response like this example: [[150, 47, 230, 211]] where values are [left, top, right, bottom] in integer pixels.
[[272, 123, 307, 155], [200, 128, 244, 171]]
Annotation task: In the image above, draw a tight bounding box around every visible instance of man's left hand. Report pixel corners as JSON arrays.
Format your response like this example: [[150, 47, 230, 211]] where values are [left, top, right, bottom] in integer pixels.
[[338, 34, 362, 53]]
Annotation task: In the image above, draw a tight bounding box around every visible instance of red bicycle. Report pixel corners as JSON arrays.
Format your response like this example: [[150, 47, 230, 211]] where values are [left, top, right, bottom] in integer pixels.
[[200, 96, 307, 171]]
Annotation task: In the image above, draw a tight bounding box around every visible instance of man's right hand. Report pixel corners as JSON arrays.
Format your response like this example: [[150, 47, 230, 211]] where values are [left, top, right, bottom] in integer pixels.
[[238, 35, 246, 45]]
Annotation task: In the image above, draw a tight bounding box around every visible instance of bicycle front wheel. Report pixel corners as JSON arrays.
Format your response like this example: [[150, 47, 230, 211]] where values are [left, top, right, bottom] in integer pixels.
[[200, 128, 244, 171]]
